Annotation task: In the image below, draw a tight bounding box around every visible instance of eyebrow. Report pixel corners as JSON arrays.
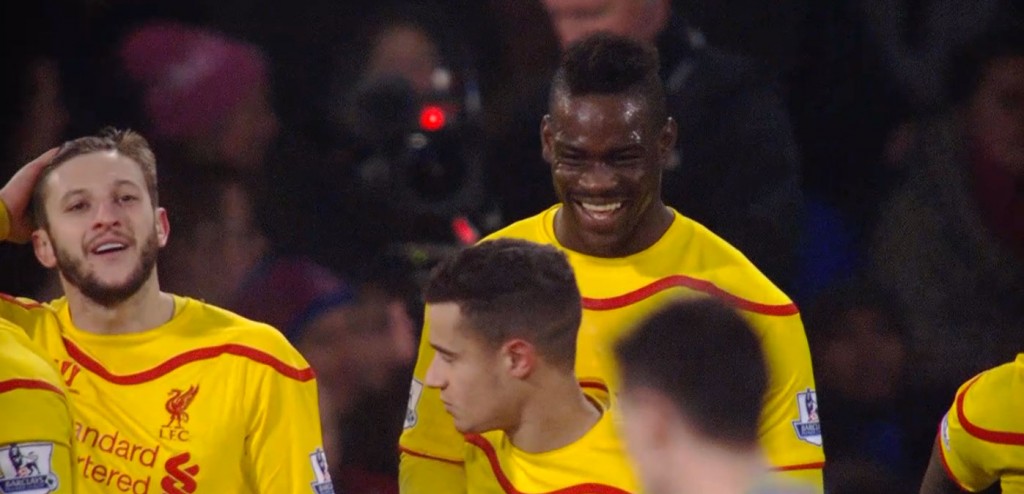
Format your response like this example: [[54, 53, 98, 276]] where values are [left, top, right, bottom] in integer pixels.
[[430, 343, 456, 358]]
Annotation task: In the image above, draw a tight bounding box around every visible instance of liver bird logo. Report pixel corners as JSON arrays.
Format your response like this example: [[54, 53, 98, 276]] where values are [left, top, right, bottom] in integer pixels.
[[165, 385, 199, 428]]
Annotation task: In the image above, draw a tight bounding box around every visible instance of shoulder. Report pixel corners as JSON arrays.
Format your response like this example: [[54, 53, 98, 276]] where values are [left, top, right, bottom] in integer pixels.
[[175, 296, 312, 377], [672, 213, 794, 310], [482, 207, 555, 244], [0, 319, 64, 394], [954, 356, 1024, 442]]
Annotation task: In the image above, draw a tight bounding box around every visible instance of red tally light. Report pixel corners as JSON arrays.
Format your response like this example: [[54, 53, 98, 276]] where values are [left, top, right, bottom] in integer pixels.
[[419, 105, 446, 131]]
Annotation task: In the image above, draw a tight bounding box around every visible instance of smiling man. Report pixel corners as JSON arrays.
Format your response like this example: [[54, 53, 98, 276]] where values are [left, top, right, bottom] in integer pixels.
[[0, 129, 332, 493], [400, 33, 824, 493]]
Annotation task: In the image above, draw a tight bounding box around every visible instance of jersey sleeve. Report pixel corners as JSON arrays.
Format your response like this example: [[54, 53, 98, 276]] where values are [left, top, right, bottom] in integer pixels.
[[936, 378, 999, 492], [243, 337, 334, 494], [0, 323, 77, 494], [398, 311, 468, 494], [748, 311, 825, 491]]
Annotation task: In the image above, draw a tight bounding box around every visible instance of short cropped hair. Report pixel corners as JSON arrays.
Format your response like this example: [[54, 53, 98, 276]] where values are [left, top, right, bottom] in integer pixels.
[[423, 238, 581, 369], [550, 32, 668, 123], [31, 127, 158, 229], [615, 297, 767, 447]]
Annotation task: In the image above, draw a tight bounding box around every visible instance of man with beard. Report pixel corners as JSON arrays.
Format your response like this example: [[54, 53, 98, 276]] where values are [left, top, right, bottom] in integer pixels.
[[400, 34, 823, 493], [0, 129, 334, 494]]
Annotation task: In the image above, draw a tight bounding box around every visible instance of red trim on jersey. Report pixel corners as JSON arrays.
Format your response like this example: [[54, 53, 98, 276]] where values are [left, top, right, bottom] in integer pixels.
[[771, 461, 824, 472], [0, 378, 65, 397], [580, 275, 798, 316], [956, 376, 1024, 445], [398, 446, 464, 465], [62, 338, 316, 384], [464, 434, 632, 494], [0, 292, 43, 310], [936, 433, 971, 491], [578, 379, 609, 394]]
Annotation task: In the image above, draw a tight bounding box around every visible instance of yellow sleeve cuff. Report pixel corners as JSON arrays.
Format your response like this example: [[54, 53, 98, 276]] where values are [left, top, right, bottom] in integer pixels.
[[0, 198, 10, 241]]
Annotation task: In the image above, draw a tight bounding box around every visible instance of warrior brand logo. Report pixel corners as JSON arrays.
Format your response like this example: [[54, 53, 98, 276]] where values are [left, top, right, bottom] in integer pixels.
[[56, 360, 83, 393], [792, 389, 823, 446], [0, 442, 59, 494], [309, 448, 335, 494], [161, 385, 199, 442], [940, 413, 951, 451], [161, 452, 199, 494]]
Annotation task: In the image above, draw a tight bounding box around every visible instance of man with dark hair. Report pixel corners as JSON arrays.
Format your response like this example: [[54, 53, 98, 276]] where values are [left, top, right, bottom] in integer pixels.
[[421, 238, 637, 492], [400, 33, 823, 493], [615, 297, 811, 494], [0, 129, 333, 493], [495, 0, 803, 292]]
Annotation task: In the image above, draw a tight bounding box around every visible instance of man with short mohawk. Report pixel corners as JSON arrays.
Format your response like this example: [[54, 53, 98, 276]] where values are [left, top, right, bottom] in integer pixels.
[[400, 33, 824, 493]]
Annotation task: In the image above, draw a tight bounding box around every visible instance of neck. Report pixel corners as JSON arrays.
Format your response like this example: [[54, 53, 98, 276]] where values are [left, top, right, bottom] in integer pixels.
[[63, 275, 175, 335], [505, 369, 601, 453], [667, 438, 768, 494]]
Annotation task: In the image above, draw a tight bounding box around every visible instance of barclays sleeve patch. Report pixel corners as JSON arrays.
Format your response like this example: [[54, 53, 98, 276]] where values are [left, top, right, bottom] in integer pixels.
[[0, 442, 59, 494], [791, 389, 823, 446]]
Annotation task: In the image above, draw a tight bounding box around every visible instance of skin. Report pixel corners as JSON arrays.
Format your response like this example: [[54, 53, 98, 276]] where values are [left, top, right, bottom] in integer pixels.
[[542, 91, 677, 257], [21, 150, 175, 334], [965, 56, 1024, 177]]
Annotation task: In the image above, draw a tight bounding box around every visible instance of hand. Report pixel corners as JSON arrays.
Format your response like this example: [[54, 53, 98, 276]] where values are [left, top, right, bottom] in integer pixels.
[[2, 147, 58, 243]]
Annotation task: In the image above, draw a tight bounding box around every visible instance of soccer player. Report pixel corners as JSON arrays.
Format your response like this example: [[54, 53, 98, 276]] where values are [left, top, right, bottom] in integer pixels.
[[400, 33, 824, 493], [423, 238, 638, 493], [0, 317, 75, 493], [615, 297, 813, 494], [0, 129, 333, 493], [919, 353, 1024, 493]]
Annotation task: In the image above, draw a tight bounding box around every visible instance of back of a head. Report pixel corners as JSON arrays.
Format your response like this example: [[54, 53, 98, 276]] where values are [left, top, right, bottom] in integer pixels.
[[30, 128, 158, 229], [551, 32, 667, 122], [615, 297, 767, 447], [423, 238, 581, 369]]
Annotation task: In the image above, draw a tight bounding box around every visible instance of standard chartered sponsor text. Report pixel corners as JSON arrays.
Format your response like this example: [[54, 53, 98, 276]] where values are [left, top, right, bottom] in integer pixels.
[[74, 421, 159, 493]]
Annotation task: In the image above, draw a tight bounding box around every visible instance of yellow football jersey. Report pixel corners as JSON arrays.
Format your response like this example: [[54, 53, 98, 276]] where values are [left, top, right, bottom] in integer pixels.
[[0, 294, 333, 494], [464, 404, 637, 494], [401, 206, 824, 493], [0, 317, 76, 494], [938, 353, 1024, 493]]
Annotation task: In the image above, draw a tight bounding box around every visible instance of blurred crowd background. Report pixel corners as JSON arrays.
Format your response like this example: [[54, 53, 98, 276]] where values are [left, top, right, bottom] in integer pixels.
[[2, 1, 1022, 493]]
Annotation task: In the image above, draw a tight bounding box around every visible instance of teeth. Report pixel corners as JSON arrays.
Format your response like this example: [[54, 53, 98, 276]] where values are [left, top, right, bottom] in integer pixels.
[[94, 243, 126, 254], [580, 202, 622, 212]]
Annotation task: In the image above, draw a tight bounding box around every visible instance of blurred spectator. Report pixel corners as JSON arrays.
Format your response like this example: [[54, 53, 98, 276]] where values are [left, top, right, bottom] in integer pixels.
[[116, 20, 280, 175], [494, 0, 804, 292], [804, 278, 945, 489], [0, 2, 70, 297], [867, 26, 1024, 392]]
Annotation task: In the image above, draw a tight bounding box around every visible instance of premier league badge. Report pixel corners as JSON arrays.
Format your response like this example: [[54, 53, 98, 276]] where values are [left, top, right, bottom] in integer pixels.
[[0, 442, 60, 494], [792, 389, 823, 446]]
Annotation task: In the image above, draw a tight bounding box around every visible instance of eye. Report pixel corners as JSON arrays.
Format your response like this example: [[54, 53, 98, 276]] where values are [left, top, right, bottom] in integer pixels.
[[439, 353, 455, 364], [65, 201, 88, 213], [118, 194, 139, 204]]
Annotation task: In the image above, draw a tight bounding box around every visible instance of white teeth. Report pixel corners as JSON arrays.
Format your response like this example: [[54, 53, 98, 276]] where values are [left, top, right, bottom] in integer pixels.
[[580, 202, 622, 213], [94, 242, 126, 254]]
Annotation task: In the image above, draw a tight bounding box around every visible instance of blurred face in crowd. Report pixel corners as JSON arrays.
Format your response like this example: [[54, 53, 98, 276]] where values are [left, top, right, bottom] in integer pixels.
[[216, 79, 280, 171], [541, 0, 670, 49], [299, 288, 416, 395], [817, 307, 905, 404], [424, 302, 513, 434], [365, 23, 442, 96], [543, 91, 676, 257], [966, 56, 1024, 177], [33, 152, 168, 306]]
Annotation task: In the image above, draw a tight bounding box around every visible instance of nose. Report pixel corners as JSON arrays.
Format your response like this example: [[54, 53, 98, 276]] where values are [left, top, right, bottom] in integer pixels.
[[578, 162, 618, 193], [92, 199, 123, 229], [423, 352, 445, 389]]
